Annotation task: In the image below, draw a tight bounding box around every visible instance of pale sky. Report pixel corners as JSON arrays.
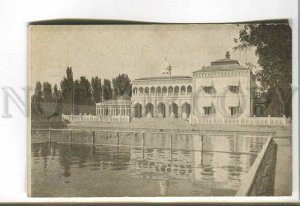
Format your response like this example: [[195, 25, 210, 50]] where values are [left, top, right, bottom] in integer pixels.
[[29, 24, 258, 86]]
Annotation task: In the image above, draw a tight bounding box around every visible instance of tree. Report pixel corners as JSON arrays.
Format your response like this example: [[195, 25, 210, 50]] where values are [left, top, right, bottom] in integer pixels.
[[42, 82, 53, 103], [60, 67, 74, 114], [112, 74, 132, 97], [72, 76, 94, 114], [91, 76, 102, 103], [52, 84, 62, 117], [31, 81, 43, 118], [78, 76, 92, 105], [103, 79, 113, 101], [73, 80, 80, 114], [53, 84, 61, 102], [234, 23, 292, 116]]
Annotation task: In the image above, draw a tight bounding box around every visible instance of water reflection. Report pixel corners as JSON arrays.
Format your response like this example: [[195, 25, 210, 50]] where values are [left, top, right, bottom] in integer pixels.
[[31, 132, 267, 197]]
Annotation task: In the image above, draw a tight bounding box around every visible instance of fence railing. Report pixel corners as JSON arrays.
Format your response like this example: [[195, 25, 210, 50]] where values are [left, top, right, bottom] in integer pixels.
[[189, 115, 288, 126], [235, 136, 277, 196], [62, 114, 131, 123]]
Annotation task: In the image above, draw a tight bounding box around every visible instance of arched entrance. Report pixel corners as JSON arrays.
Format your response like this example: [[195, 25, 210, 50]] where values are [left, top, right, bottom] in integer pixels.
[[181, 102, 191, 118], [134, 103, 142, 118], [157, 102, 166, 118], [145, 103, 154, 117], [170, 103, 178, 118]]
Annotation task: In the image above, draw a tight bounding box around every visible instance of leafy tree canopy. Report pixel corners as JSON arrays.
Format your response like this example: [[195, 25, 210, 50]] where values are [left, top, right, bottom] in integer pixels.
[[234, 23, 292, 90], [112, 74, 132, 97]]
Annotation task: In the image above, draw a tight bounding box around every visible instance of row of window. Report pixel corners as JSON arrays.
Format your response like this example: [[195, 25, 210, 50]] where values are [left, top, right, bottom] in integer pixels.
[[202, 85, 239, 94], [133, 85, 239, 94], [133, 85, 192, 94], [203, 106, 240, 116]]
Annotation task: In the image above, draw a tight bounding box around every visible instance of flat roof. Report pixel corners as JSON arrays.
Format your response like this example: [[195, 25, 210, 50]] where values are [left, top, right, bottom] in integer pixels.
[[134, 75, 192, 81], [193, 64, 249, 73]]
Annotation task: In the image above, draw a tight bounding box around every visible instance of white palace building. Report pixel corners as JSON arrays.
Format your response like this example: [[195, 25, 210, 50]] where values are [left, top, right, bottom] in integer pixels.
[[131, 60, 193, 119], [130, 52, 255, 119], [64, 52, 288, 126]]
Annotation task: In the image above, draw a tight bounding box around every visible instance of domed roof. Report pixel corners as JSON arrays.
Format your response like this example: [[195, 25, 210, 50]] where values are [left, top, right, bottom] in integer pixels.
[[160, 59, 171, 70], [160, 57, 172, 76]]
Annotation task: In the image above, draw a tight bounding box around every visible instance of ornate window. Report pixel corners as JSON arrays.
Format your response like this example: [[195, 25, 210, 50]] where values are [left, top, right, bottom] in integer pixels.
[[181, 86, 186, 94], [229, 86, 239, 93], [203, 107, 213, 115], [139, 87, 144, 94], [203, 86, 213, 94], [168, 86, 173, 94], [162, 86, 167, 94], [156, 86, 162, 94], [150, 87, 155, 94], [174, 86, 179, 95], [229, 106, 239, 117], [187, 85, 192, 94]]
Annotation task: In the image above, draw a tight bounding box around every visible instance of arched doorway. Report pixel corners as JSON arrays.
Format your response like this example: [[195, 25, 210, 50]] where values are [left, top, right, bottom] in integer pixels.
[[145, 103, 154, 117], [134, 103, 142, 118], [181, 102, 191, 118], [170, 103, 178, 118], [157, 102, 166, 118]]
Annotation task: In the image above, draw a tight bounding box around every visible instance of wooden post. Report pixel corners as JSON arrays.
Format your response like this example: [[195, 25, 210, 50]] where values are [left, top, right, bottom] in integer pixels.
[[48, 129, 51, 143], [201, 132, 204, 165], [142, 132, 145, 148], [142, 132, 145, 159], [170, 133, 173, 159], [70, 130, 73, 143], [117, 132, 120, 145], [92, 131, 95, 146], [170, 133, 173, 150]]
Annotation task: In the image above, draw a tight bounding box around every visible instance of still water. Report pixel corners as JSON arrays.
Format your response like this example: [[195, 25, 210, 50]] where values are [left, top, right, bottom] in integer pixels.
[[31, 131, 267, 197]]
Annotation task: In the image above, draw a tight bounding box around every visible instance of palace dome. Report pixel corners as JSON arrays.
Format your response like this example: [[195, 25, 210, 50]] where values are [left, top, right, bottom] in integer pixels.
[[160, 58, 172, 76]]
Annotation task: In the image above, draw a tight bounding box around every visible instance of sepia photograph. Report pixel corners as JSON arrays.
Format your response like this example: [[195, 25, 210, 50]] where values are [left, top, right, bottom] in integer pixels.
[[28, 22, 292, 197]]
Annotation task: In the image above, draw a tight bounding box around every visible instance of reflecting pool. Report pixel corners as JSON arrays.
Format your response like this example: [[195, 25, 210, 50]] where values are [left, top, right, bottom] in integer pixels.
[[31, 131, 267, 197]]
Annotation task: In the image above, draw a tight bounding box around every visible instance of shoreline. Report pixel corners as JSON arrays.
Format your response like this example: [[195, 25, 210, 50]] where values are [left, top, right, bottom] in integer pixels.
[[31, 118, 292, 138]]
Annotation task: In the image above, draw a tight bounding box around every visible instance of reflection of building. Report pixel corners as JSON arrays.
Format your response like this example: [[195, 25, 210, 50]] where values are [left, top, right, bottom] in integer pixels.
[[131, 59, 192, 118]]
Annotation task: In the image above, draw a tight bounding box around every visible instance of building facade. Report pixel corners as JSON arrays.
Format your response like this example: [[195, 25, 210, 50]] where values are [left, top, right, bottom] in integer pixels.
[[96, 52, 256, 120], [96, 95, 131, 116], [131, 60, 193, 118], [192, 52, 256, 118]]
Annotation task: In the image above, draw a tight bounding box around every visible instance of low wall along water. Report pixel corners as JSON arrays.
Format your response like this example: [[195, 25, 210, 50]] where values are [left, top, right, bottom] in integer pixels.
[[236, 137, 277, 196]]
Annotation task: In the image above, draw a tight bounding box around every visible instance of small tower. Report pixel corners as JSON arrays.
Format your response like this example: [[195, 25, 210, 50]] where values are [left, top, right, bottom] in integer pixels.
[[160, 57, 172, 76], [225, 51, 230, 59]]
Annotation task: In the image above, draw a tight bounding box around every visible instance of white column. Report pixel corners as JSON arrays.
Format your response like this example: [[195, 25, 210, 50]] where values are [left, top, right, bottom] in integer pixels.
[[166, 104, 170, 118], [178, 105, 182, 118], [142, 104, 145, 117]]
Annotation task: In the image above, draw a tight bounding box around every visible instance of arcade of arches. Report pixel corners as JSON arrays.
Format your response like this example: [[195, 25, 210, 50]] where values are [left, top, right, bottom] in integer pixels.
[[132, 85, 192, 96], [133, 102, 191, 118], [131, 75, 193, 119]]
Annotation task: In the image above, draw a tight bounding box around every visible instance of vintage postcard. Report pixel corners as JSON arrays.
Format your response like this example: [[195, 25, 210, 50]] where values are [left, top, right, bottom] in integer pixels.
[[28, 22, 292, 197]]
